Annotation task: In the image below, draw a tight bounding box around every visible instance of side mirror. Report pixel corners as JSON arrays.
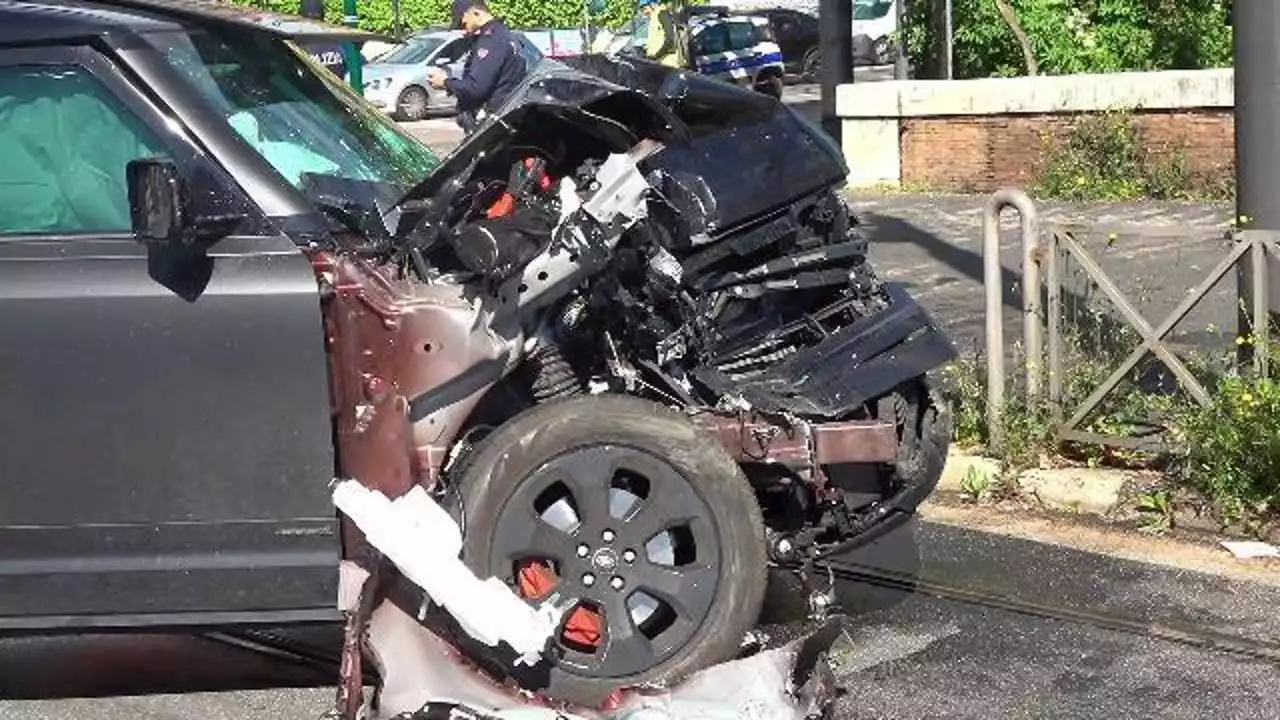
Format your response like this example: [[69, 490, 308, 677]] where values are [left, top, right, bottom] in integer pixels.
[[127, 158, 187, 246]]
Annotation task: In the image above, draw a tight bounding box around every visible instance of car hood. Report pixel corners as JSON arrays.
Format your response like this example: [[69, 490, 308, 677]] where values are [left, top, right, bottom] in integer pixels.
[[398, 55, 848, 235]]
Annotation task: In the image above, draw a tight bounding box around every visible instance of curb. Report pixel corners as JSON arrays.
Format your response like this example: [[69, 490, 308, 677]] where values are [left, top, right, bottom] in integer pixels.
[[938, 449, 1133, 517]]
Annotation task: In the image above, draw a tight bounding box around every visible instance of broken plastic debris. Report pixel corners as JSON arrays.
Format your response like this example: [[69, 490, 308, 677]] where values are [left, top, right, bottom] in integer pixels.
[[378, 616, 848, 720], [1219, 540, 1280, 559], [332, 480, 561, 666]]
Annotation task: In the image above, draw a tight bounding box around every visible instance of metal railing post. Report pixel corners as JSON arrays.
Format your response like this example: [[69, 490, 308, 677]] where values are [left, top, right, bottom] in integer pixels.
[[982, 188, 1041, 451]]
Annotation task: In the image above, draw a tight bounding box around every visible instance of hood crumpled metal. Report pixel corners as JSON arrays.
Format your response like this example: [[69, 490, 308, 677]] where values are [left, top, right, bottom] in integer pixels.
[[396, 54, 849, 238]]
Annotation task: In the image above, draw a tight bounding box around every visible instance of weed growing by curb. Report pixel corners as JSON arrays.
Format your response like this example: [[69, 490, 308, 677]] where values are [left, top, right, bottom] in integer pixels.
[[941, 320, 1280, 537], [1033, 109, 1233, 204], [1172, 362, 1280, 538]]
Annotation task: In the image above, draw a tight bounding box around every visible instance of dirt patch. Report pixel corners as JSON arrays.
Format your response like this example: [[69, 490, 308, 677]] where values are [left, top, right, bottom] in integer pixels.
[[920, 495, 1280, 589]]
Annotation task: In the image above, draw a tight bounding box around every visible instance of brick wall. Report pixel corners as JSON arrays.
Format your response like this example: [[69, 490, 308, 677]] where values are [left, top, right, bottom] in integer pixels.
[[899, 109, 1235, 193]]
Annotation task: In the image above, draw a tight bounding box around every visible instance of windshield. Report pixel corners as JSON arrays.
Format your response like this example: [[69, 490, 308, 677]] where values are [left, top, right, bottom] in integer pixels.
[[146, 27, 438, 196], [376, 37, 447, 65]]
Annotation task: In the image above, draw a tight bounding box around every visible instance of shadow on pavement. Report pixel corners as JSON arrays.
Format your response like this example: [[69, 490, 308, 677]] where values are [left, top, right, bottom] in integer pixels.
[[0, 631, 335, 700]]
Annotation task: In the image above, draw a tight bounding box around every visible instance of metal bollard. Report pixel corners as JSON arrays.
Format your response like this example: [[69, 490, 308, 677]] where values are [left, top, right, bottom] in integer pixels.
[[982, 188, 1041, 451]]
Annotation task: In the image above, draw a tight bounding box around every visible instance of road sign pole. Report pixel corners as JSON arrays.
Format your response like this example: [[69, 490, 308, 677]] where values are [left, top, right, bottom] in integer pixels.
[[1233, 0, 1280, 364], [343, 0, 363, 94], [818, 0, 854, 140]]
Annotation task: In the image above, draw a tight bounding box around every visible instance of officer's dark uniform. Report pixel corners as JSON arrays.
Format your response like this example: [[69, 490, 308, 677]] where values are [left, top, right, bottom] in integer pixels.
[[445, 3, 528, 133]]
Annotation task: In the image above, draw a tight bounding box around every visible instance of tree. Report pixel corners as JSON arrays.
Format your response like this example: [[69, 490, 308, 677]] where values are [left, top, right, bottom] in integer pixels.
[[904, 0, 1233, 79], [993, 0, 1037, 76]]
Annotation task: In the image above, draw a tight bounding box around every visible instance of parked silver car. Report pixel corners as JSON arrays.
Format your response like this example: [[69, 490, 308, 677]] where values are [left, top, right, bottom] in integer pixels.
[[355, 28, 544, 121]]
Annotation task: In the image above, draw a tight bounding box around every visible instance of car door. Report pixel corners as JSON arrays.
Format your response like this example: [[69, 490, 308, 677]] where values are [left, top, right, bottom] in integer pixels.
[[691, 22, 731, 80], [0, 44, 339, 630], [436, 36, 472, 79]]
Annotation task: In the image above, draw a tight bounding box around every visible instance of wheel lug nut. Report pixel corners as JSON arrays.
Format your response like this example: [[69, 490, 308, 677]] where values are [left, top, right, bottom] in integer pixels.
[[602, 529, 616, 543], [623, 549, 637, 563], [611, 576, 625, 590], [582, 573, 596, 587], [577, 544, 590, 558]]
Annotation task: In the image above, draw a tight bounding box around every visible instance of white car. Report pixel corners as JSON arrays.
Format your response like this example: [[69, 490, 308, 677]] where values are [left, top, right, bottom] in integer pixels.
[[352, 28, 544, 121]]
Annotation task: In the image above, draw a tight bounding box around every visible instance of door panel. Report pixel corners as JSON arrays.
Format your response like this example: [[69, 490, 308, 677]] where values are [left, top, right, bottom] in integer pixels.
[[0, 47, 339, 629]]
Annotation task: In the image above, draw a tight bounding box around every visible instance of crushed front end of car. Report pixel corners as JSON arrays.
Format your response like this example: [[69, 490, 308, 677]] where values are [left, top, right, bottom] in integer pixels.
[[310, 53, 955, 716]]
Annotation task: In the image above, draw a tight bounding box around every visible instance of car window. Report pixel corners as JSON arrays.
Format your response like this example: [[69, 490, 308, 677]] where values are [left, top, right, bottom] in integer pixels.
[[692, 24, 729, 55], [375, 37, 445, 65], [0, 64, 167, 236], [515, 36, 544, 69], [727, 22, 756, 52], [435, 37, 470, 65], [148, 28, 437, 192]]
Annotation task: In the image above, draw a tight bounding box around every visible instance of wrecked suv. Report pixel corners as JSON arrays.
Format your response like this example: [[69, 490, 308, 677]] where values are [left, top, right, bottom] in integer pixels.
[[0, 0, 954, 713]]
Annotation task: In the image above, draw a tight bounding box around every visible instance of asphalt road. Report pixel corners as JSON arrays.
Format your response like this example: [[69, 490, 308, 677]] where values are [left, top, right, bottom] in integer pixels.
[[5, 519, 1279, 720]]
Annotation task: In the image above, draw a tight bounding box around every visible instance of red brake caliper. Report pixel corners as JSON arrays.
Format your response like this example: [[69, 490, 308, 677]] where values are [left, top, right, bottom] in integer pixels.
[[517, 560, 603, 649]]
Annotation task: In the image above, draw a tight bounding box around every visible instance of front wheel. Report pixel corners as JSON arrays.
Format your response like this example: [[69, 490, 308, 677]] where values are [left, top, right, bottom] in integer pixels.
[[396, 85, 431, 122], [801, 47, 821, 82], [755, 72, 784, 99], [454, 395, 768, 707]]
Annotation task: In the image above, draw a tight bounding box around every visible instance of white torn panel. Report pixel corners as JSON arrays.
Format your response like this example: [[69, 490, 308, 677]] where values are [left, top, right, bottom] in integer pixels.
[[332, 480, 562, 666]]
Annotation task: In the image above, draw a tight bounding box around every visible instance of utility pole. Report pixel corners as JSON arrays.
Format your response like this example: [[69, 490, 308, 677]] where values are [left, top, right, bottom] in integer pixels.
[[343, 0, 363, 94], [818, 0, 854, 140], [892, 0, 908, 79], [940, 0, 953, 79], [1232, 0, 1279, 365]]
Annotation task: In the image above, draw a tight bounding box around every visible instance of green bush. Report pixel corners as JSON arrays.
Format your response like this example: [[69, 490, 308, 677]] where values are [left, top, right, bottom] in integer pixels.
[[1033, 110, 1195, 202], [228, 0, 641, 35], [904, 0, 1233, 80], [1175, 372, 1280, 535]]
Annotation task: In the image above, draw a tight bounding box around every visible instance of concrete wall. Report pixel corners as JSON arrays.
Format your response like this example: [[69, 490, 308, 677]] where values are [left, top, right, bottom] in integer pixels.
[[837, 69, 1234, 191]]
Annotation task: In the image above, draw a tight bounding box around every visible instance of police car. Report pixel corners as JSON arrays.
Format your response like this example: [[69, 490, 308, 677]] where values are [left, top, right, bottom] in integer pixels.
[[592, 6, 785, 98], [688, 9, 785, 97]]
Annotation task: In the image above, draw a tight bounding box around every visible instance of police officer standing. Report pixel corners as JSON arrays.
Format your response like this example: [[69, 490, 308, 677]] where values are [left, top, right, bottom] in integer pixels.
[[426, 0, 529, 134]]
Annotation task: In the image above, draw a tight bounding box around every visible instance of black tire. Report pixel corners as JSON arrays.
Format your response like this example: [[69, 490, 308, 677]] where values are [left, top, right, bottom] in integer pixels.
[[755, 71, 784, 99], [801, 47, 821, 83], [851, 35, 875, 66], [396, 85, 430, 122], [873, 36, 895, 66], [455, 394, 768, 707], [886, 377, 951, 494]]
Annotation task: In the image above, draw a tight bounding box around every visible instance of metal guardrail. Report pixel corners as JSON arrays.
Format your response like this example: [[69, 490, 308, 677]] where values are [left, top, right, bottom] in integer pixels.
[[982, 189, 1277, 453], [982, 189, 1040, 451]]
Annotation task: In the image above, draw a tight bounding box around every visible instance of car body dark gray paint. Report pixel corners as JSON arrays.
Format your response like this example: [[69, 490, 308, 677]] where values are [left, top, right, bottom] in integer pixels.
[[0, 0, 343, 630]]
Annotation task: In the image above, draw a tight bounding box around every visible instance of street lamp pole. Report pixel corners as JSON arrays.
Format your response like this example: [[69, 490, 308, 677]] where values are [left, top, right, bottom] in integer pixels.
[[818, 0, 854, 141], [1233, 0, 1279, 364], [343, 0, 363, 94]]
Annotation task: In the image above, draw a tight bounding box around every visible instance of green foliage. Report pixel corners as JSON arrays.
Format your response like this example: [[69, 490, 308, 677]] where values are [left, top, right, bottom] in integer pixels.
[[1135, 488, 1175, 534], [1174, 371, 1280, 536], [1033, 110, 1231, 203], [959, 465, 998, 503], [228, 0, 642, 35], [905, 0, 1233, 79]]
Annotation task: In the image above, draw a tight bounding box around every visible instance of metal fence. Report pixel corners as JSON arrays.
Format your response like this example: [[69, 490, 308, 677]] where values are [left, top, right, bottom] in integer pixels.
[[981, 189, 1277, 452]]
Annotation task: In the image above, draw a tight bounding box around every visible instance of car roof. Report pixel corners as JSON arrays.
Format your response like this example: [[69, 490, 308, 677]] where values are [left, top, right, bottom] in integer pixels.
[[0, 0, 384, 46], [410, 28, 463, 39]]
